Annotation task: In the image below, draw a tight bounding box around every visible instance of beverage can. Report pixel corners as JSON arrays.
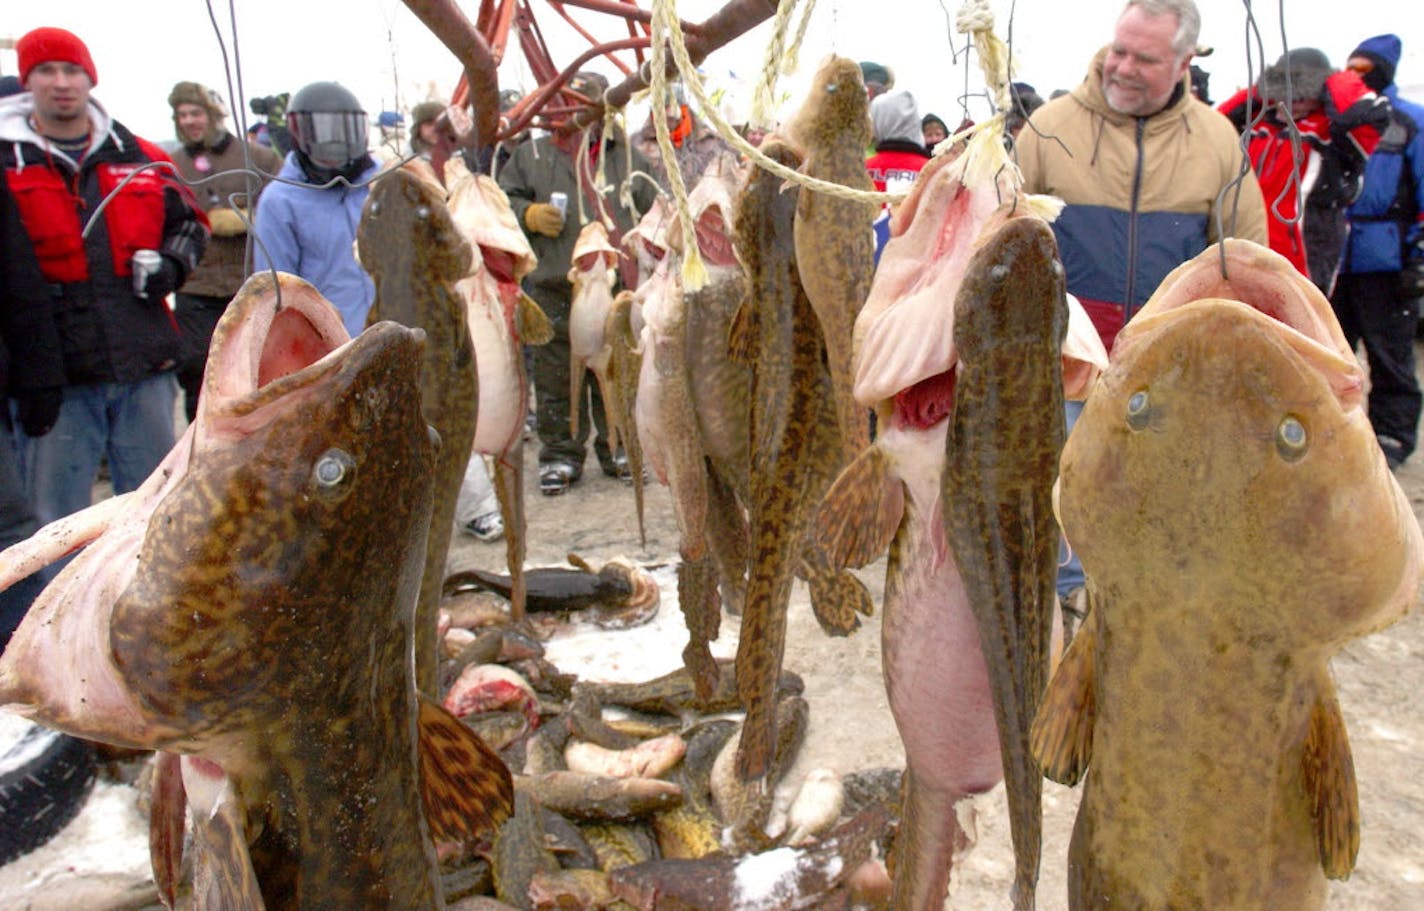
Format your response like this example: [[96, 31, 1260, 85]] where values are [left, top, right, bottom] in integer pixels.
[[549, 192, 568, 216], [131, 250, 163, 298]]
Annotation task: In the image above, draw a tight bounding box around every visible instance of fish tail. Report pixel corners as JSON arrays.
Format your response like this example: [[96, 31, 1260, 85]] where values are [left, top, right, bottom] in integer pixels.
[[807, 566, 873, 636], [493, 456, 527, 622], [569, 361, 585, 438], [890, 770, 974, 911], [678, 554, 721, 700], [417, 695, 515, 844]]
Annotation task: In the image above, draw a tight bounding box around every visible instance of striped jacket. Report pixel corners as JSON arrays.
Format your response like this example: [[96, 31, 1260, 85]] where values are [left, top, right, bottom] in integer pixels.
[[1017, 47, 1268, 351]]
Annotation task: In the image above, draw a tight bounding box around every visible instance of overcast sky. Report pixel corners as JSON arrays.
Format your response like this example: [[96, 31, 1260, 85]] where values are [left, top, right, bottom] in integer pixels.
[[3, 2, 1420, 145]]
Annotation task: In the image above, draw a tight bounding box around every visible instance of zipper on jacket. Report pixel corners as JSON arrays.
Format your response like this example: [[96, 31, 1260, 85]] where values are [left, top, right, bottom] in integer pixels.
[[1124, 117, 1146, 329]]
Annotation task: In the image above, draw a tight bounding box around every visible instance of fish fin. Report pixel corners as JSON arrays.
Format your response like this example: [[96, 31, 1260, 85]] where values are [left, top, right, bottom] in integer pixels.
[[727, 295, 758, 365], [149, 752, 187, 910], [807, 568, 873, 636], [1302, 683, 1360, 880], [418, 694, 516, 845], [519, 294, 555, 345], [1029, 621, 1096, 786], [810, 445, 901, 570], [180, 758, 266, 911]]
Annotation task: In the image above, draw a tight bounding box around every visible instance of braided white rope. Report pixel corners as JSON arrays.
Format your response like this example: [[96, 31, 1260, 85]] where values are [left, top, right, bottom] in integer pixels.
[[782, 0, 818, 76], [652, 0, 901, 207], [749, 0, 799, 130], [650, 0, 708, 288]]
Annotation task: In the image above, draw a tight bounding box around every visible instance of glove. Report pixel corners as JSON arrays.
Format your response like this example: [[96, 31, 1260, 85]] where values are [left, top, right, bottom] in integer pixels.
[[524, 202, 564, 238], [1400, 257, 1424, 299], [15, 387, 62, 438], [139, 255, 181, 301], [207, 207, 248, 237]]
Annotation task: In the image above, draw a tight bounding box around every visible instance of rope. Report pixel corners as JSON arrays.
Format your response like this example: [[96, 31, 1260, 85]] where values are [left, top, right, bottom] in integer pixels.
[[783, 0, 818, 76], [749, 0, 799, 130], [650, 0, 708, 288], [652, 0, 901, 206]]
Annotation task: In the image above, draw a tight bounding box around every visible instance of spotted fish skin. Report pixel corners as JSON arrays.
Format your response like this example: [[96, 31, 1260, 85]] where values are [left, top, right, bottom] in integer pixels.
[[787, 55, 876, 461], [0, 273, 512, 910], [1036, 240, 1424, 911], [940, 216, 1066, 911], [359, 166, 477, 696], [729, 139, 869, 786]]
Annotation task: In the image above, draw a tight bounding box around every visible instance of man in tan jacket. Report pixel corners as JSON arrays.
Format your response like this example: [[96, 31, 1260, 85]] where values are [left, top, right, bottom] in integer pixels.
[[168, 81, 280, 420]]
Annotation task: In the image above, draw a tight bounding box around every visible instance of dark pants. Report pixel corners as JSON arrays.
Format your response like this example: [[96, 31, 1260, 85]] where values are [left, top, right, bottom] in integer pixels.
[[0, 414, 45, 651], [174, 292, 230, 422], [1332, 271, 1422, 458], [528, 294, 612, 472]]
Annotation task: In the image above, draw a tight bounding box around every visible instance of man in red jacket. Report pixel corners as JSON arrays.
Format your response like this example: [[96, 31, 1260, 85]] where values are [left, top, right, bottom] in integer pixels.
[[865, 89, 932, 266], [0, 27, 208, 538], [1218, 48, 1390, 290]]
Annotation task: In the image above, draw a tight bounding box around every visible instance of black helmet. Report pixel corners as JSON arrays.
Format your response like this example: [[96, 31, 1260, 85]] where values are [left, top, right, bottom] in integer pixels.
[[287, 81, 368, 168]]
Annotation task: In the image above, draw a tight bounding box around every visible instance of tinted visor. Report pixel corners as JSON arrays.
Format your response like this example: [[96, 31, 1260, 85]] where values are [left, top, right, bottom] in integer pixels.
[[289, 110, 368, 167]]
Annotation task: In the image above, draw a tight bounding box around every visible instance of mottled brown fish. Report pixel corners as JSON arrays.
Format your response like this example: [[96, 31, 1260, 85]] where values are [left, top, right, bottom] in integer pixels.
[[813, 127, 1105, 910], [359, 166, 477, 695], [443, 554, 659, 627], [605, 291, 649, 545], [608, 803, 891, 911], [0, 272, 512, 910], [1032, 239, 1424, 910], [728, 137, 873, 784], [786, 55, 877, 461], [635, 162, 751, 700]]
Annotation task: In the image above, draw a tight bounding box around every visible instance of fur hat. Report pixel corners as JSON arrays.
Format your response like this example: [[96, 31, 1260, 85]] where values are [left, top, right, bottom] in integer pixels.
[[1349, 33, 1401, 92], [17, 27, 97, 86], [870, 90, 922, 146], [169, 81, 228, 147], [408, 101, 445, 152], [1258, 48, 1332, 105]]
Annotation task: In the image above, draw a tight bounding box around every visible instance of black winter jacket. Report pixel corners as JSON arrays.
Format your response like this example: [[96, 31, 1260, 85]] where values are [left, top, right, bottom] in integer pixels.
[[0, 100, 208, 385]]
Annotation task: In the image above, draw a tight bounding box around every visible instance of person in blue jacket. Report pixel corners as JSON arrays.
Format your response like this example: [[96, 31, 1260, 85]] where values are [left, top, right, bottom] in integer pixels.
[[1332, 34, 1424, 470], [252, 81, 380, 338]]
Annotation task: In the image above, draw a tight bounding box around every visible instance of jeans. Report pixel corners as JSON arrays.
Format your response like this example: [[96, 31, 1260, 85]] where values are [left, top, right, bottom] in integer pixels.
[[0, 418, 45, 651], [18, 373, 178, 529], [1056, 399, 1086, 599]]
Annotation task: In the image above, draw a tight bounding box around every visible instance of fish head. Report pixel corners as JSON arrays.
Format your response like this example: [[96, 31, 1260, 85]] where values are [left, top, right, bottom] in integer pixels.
[[1059, 240, 1422, 647], [571, 220, 620, 276], [682, 155, 745, 269], [786, 55, 872, 155], [2, 272, 437, 752], [358, 168, 473, 287]]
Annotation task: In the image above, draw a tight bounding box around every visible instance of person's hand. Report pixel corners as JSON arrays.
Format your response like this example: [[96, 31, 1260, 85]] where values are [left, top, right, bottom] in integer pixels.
[[14, 387, 62, 438], [524, 203, 564, 238], [1400, 256, 1424, 299], [207, 207, 248, 237], [139, 255, 181, 301]]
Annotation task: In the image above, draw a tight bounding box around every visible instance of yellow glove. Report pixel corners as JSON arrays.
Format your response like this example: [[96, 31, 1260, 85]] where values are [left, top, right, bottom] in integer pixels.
[[524, 202, 564, 238], [207, 207, 248, 237]]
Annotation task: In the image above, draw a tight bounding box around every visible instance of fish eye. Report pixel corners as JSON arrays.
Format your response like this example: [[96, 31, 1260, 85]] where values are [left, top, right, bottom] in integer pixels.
[[312, 448, 356, 494], [416, 205, 431, 219], [1275, 416, 1308, 461], [826, 83, 838, 94], [989, 264, 1011, 282], [1126, 389, 1151, 431], [368, 200, 380, 217]]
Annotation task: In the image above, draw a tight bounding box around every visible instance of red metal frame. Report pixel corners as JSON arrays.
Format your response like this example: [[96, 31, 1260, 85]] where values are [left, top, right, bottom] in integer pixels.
[[401, 0, 778, 147]]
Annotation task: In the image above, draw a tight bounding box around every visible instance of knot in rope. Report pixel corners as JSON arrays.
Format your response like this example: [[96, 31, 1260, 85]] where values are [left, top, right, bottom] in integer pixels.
[[954, 0, 996, 35]]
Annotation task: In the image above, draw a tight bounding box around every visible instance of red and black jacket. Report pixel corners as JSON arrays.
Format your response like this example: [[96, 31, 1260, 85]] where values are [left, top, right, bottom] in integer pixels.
[[1, 107, 208, 385]]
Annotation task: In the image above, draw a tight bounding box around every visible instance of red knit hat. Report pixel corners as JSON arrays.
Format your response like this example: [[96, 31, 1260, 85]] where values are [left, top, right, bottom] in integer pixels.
[[17, 27, 98, 87]]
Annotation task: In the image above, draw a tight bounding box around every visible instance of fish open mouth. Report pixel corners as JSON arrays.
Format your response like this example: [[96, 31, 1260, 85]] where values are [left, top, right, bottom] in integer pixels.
[[1119, 239, 1362, 406], [202, 273, 366, 423]]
